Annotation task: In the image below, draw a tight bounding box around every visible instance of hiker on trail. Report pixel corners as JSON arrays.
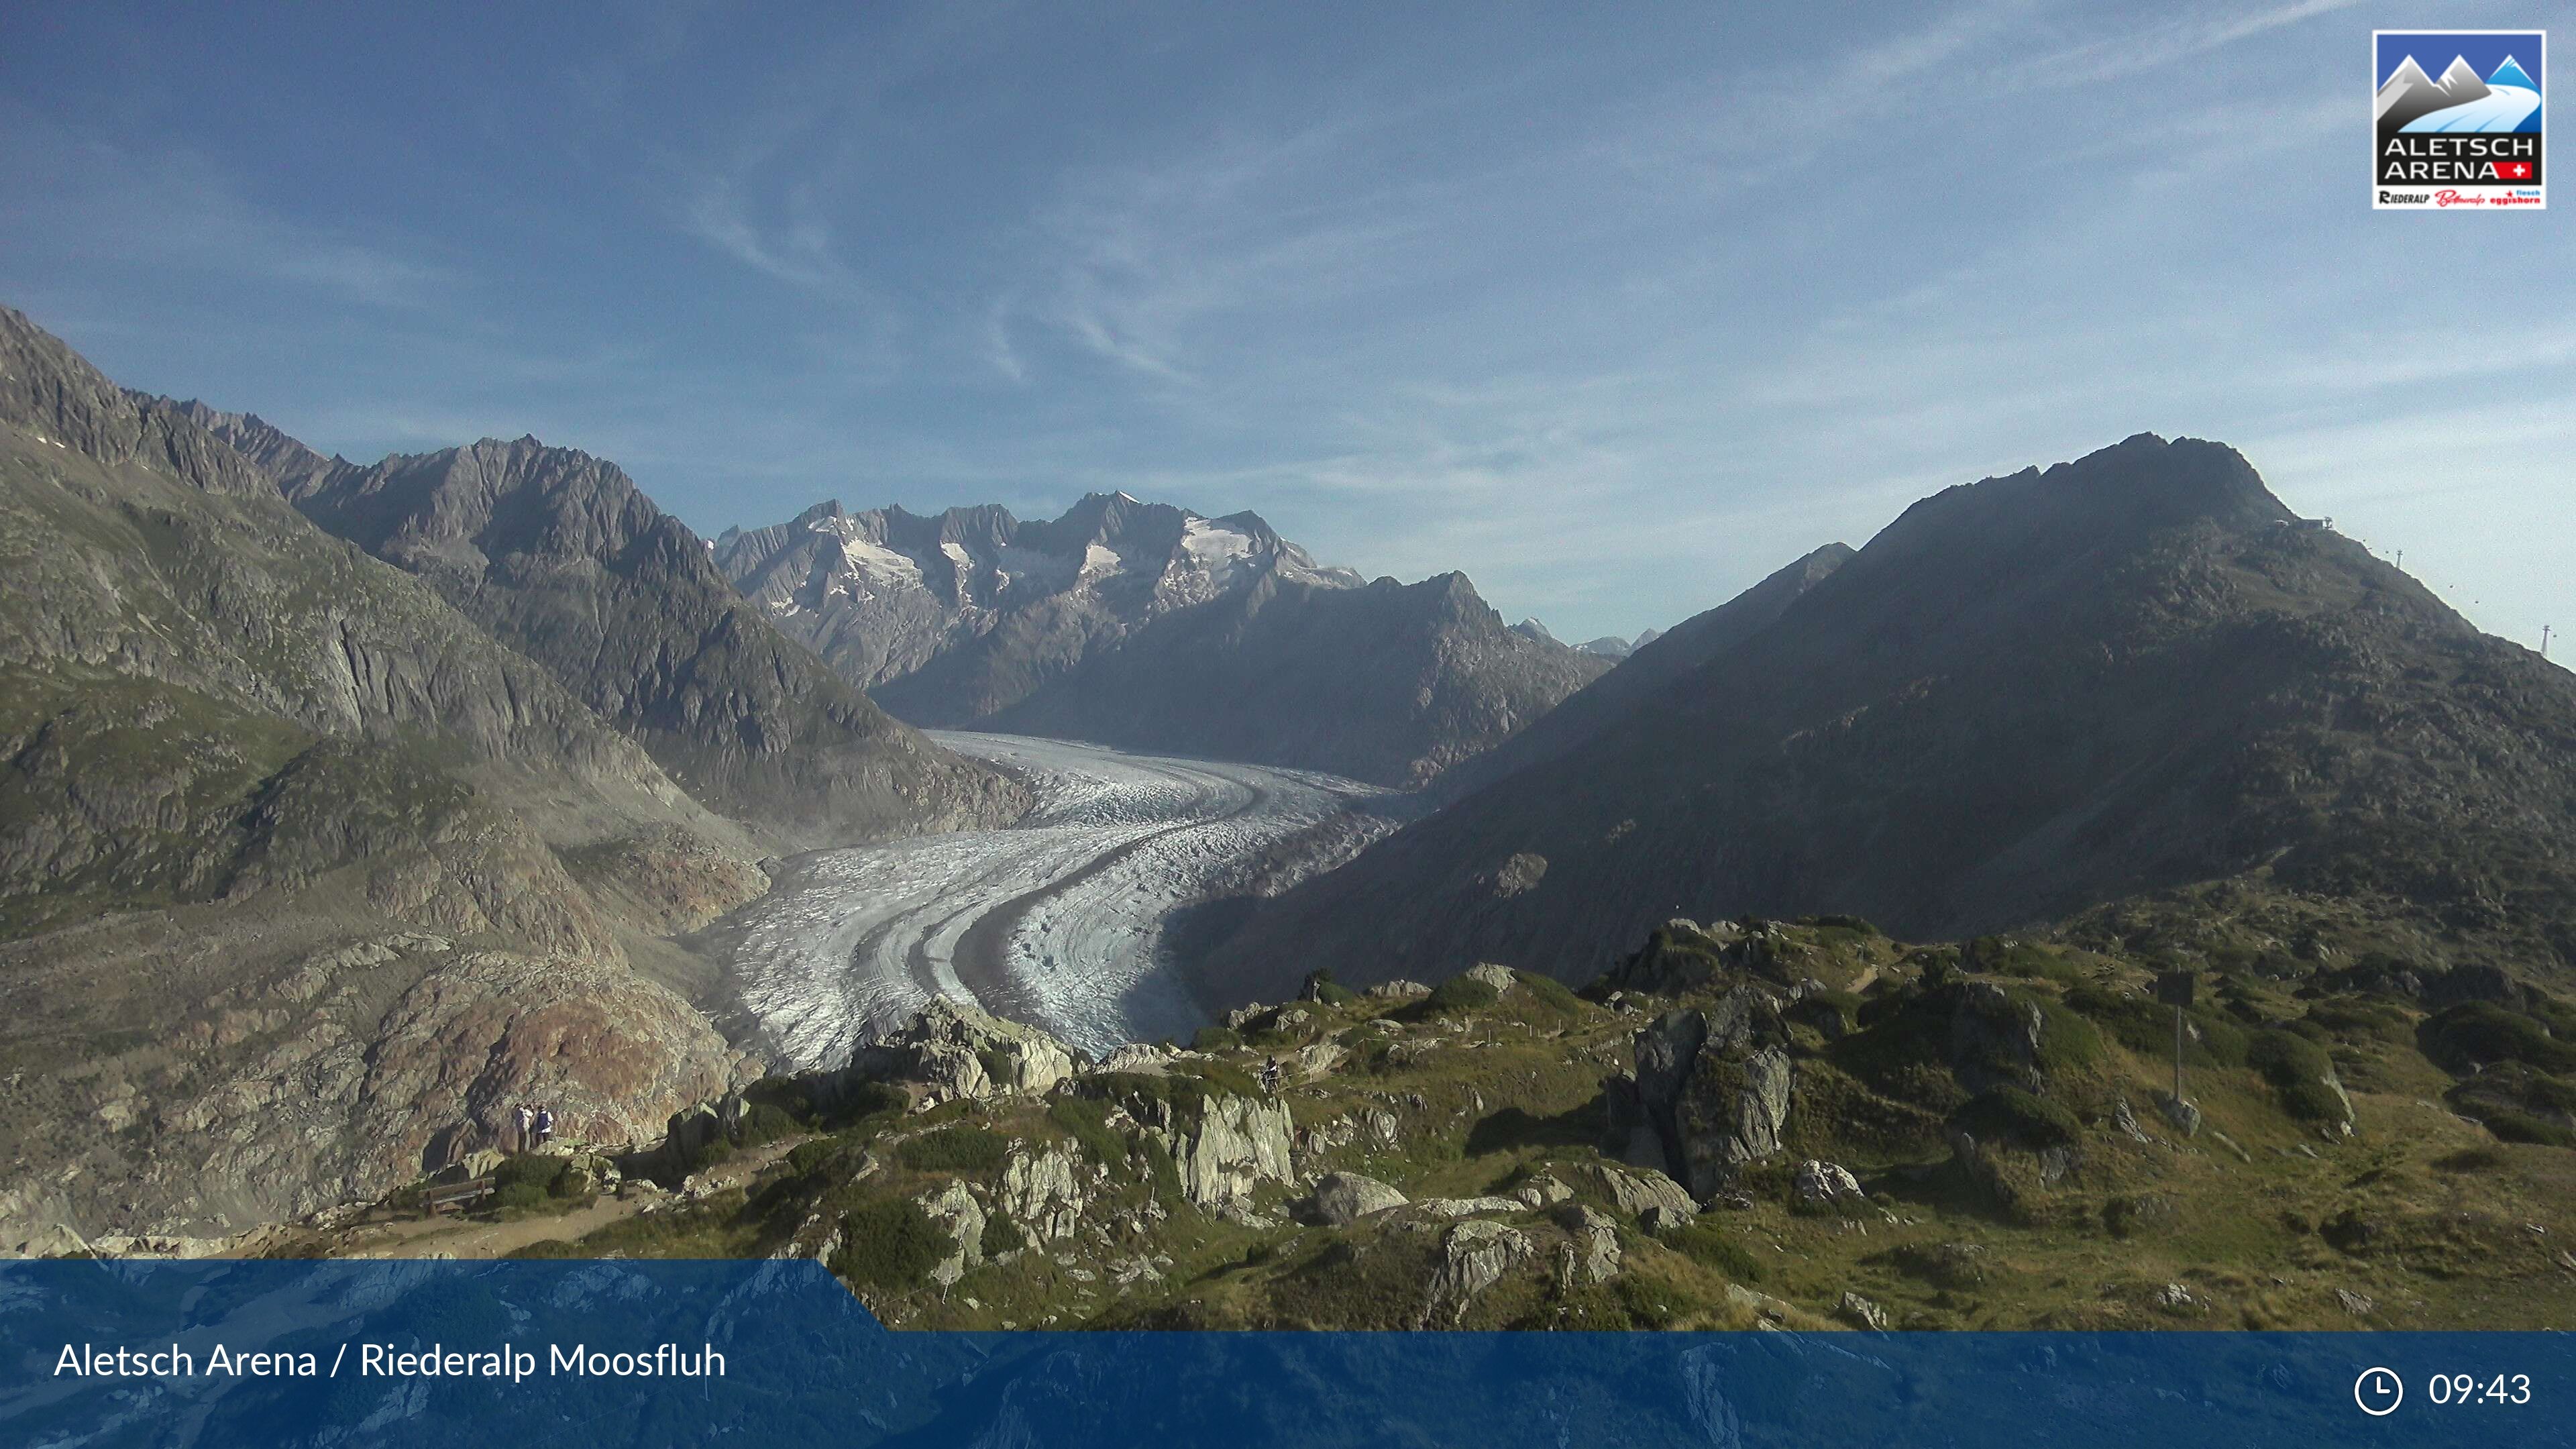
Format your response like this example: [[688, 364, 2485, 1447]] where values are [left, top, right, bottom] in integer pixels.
[[513, 1104, 534, 1154], [1260, 1057, 1282, 1095], [533, 1104, 555, 1151]]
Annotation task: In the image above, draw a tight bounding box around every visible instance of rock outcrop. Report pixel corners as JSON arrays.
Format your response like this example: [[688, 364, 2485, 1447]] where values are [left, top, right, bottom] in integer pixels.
[[1606, 983, 1796, 1201], [1674, 1046, 1794, 1199], [1307, 1171, 1407, 1226], [917, 1180, 986, 1289], [1584, 1163, 1699, 1223], [1557, 1203, 1623, 1285], [998, 1143, 1088, 1241], [1419, 1220, 1531, 1326], [1167, 1095, 1295, 1209], [1950, 982, 2046, 1093], [849, 998, 1079, 1103], [1792, 1160, 1866, 1212]]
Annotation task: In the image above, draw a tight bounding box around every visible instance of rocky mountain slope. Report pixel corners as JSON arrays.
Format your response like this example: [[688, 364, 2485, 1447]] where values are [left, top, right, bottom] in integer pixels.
[[309, 916, 2576, 1332], [1430, 543, 1854, 805], [715, 494, 1607, 786], [718, 493, 1361, 703], [257, 439, 1025, 850], [985, 570, 1610, 788], [1199, 434, 2576, 1002], [0, 305, 790, 1244]]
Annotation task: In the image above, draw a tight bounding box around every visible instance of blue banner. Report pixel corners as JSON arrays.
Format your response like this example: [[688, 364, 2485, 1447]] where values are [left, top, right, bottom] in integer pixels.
[[0, 1260, 2563, 1447]]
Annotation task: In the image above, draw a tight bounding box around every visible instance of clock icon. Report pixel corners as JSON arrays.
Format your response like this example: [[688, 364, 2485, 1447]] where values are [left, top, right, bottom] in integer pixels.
[[2356, 1366, 2405, 1417]]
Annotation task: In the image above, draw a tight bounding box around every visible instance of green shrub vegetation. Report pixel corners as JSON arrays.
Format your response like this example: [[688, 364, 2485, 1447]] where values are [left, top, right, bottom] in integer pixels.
[[830, 1198, 949, 1290], [2022, 994, 2106, 1075], [1801, 914, 1884, 937], [1303, 968, 1360, 1008], [1515, 971, 1585, 1016], [735, 1101, 804, 1148], [2247, 1030, 2348, 1122], [1045, 1094, 1134, 1180], [1953, 1085, 2080, 1148], [786, 1138, 853, 1179], [1661, 1221, 1764, 1283], [2303, 999, 2414, 1046], [491, 1179, 549, 1212], [1183, 1058, 1265, 1098], [980, 1214, 1026, 1258], [2067, 985, 2249, 1069], [817, 1080, 909, 1129], [897, 1125, 1012, 1175], [2420, 1003, 2576, 1075], [1801, 988, 1865, 1034], [1969, 937, 2084, 986], [2479, 1110, 2576, 1148], [488, 1154, 581, 1212], [1140, 1136, 1183, 1205], [1425, 974, 1501, 1014]]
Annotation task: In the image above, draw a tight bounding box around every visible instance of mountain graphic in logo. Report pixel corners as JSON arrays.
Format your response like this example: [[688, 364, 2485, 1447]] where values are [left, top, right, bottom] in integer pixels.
[[2377, 53, 2542, 136]]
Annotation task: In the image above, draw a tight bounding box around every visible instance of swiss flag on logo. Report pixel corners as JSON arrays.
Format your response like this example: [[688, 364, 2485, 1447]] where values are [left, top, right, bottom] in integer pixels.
[[2497, 160, 2535, 180]]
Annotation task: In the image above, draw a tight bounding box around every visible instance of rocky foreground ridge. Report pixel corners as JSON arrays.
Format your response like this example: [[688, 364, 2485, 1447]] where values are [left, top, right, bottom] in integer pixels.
[[288, 912, 2576, 1331]]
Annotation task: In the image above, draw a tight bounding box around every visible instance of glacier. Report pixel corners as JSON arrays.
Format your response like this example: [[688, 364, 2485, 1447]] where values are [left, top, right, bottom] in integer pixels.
[[717, 732, 1396, 1065]]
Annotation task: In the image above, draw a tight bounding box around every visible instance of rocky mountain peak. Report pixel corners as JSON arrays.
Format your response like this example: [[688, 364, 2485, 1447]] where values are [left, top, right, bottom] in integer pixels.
[[0, 307, 272, 499], [276, 431, 1023, 846], [1849, 436, 2293, 621], [1205, 432, 2575, 998]]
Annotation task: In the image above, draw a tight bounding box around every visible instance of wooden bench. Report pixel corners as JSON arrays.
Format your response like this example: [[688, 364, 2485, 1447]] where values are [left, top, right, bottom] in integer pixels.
[[422, 1177, 496, 1216]]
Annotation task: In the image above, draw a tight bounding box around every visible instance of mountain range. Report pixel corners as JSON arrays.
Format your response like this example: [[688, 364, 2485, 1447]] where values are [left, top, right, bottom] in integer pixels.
[[0, 307, 1024, 1245], [716, 495, 1608, 786], [9, 292, 2575, 1260], [1195, 433, 2576, 1005], [241, 428, 1024, 849]]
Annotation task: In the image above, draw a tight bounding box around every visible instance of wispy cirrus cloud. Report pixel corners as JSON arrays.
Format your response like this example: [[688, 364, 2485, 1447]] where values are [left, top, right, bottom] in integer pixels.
[[0, 119, 451, 309], [679, 173, 879, 307], [1018, 118, 1456, 384], [2019, 0, 2366, 87]]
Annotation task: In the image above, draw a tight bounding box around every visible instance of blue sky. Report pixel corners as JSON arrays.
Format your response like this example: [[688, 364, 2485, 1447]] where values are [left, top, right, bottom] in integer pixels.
[[1, 1, 2566, 650]]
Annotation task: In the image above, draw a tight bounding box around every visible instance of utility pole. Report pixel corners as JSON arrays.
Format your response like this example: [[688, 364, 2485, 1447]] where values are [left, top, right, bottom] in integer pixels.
[[2156, 970, 2196, 1106]]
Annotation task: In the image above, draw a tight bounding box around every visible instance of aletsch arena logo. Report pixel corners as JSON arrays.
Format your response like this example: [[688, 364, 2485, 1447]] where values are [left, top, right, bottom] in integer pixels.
[[2373, 30, 2545, 209]]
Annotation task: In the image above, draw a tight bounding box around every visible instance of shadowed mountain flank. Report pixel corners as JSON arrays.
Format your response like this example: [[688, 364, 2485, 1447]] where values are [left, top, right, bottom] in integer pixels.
[[280, 439, 1027, 849], [1199, 434, 2576, 1003]]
